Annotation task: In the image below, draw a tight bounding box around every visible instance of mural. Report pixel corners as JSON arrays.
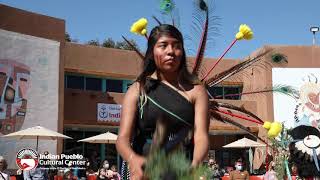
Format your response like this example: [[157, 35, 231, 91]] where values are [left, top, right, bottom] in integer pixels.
[[294, 74, 320, 129], [273, 68, 320, 177], [0, 59, 30, 134], [0, 29, 60, 169]]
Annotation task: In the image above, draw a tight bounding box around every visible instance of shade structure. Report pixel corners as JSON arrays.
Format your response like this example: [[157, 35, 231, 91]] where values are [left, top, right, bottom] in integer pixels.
[[223, 137, 266, 173], [2, 125, 72, 150], [78, 131, 118, 144], [223, 137, 266, 148]]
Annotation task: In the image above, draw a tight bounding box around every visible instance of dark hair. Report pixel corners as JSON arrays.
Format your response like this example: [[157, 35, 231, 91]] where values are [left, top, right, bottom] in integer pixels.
[[136, 24, 199, 92], [0, 156, 7, 170], [99, 159, 109, 169]]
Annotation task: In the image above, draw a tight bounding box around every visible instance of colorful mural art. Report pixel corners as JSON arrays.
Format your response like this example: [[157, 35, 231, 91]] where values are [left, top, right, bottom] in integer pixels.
[[0, 29, 60, 169], [273, 68, 320, 177], [294, 74, 320, 129], [0, 59, 30, 134]]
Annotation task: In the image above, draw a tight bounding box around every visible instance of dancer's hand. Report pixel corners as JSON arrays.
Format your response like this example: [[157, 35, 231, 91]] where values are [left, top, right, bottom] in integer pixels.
[[129, 154, 146, 180]]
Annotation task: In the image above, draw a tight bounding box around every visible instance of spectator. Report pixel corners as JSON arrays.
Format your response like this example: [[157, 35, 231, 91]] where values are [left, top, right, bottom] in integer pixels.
[[96, 168, 107, 180], [229, 161, 249, 180], [0, 156, 9, 180], [263, 161, 277, 180], [210, 160, 225, 180], [63, 170, 77, 180], [208, 159, 225, 180], [109, 165, 120, 180], [99, 160, 110, 170], [89, 151, 99, 172], [291, 164, 298, 176], [23, 167, 49, 180]]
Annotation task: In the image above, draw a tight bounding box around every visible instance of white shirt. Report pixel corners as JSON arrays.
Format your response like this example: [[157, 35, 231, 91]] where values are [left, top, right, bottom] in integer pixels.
[[0, 172, 9, 180]]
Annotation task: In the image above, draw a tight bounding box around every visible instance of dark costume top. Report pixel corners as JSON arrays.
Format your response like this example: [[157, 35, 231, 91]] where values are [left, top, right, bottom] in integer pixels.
[[132, 78, 195, 158]]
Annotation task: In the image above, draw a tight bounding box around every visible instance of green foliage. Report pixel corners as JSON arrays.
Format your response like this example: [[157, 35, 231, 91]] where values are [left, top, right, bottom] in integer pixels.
[[86, 39, 100, 46], [116, 39, 140, 51], [86, 37, 140, 51], [269, 127, 292, 179], [65, 33, 71, 42], [65, 33, 79, 43], [144, 150, 210, 180], [102, 38, 116, 48], [66, 33, 139, 51]]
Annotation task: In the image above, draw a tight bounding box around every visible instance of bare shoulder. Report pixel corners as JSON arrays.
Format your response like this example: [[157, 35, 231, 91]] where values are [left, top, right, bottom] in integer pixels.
[[188, 84, 208, 103], [124, 81, 140, 99], [192, 84, 208, 96], [192, 84, 207, 92]]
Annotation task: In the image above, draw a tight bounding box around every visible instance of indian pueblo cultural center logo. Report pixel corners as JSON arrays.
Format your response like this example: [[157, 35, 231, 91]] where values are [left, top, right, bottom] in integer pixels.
[[16, 148, 86, 170]]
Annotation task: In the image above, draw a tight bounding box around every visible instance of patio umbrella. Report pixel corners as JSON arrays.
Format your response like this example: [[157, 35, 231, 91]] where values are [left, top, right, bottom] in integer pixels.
[[223, 137, 266, 148], [77, 131, 118, 144], [2, 125, 72, 150], [223, 137, 266, 173]]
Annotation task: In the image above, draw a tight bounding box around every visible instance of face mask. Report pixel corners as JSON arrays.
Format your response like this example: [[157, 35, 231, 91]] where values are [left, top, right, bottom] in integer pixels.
[[235, 165, 243, 171], [212, 164, 218, 169], [103, 163, 109, 169]]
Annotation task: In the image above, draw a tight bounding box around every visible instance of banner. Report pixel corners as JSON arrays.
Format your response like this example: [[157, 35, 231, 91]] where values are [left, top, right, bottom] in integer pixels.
[[97, 103, 121, 122]]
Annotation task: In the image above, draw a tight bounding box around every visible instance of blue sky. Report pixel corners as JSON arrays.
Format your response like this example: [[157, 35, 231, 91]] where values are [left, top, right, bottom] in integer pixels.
[[1, 0, 319, 59]]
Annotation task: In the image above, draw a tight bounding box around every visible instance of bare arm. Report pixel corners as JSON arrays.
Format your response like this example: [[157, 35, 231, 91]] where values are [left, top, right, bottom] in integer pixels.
[[116, 82, 145, 179], [191, 84, 209, 167]]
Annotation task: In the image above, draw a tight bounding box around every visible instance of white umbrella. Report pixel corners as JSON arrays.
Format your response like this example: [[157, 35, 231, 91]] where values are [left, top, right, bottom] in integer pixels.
[[223, 137, 266, 173], [77, 131, 117, 144], [223, 137, 266, 148], [2, 125, 72, 150]]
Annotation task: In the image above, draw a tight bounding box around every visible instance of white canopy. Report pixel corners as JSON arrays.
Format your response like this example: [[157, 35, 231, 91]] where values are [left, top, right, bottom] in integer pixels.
[[78, 131, 118, 144], [223, 137, 266, 148], [2, 125, 72, 150]]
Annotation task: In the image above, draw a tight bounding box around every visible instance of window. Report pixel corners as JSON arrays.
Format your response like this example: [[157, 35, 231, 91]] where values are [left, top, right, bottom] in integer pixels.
[[208, 85, 243, 100], [209, 86, 223, 99], [86, 77, 102, 91], [66, 75, 84, 90], [224, 87, 241, 100], [106, 79, 123, 93]]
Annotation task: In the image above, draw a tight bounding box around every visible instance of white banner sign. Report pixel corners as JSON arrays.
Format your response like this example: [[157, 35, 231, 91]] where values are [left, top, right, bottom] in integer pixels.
[[97, 103, 121, 122]]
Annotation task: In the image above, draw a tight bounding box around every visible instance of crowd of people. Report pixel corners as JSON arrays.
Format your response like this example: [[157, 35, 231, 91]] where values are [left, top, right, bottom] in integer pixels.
[[56, 158, 120, 180], [207, 158, 250, 180], [0, 153, 120, 180]]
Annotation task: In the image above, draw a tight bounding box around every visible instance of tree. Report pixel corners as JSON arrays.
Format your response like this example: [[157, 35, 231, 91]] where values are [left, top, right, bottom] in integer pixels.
[[85, 37, 140, 51], [116, 39, 140, 51], [65, 33, 79, 43], [86, 39, 100, 46], [65, 33, 71, 42], [102, 38, 116, 48]]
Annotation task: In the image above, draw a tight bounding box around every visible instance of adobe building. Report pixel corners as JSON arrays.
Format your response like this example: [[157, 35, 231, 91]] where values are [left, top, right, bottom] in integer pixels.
[[1, 4, 319, 170]]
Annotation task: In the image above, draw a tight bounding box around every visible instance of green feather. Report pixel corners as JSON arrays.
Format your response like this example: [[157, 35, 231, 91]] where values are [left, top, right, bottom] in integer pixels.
[[272, 84, 299, 99], [160, 0, 175, 14], [271, 53, 288, 63]]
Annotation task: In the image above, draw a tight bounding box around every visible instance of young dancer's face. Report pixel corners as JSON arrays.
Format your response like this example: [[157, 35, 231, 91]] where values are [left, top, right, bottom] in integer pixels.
[[153, 35, 183, 73]]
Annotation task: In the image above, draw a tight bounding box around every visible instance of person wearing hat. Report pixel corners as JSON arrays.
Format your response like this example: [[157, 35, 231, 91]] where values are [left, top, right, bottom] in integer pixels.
[[229, 160, 249, 180]]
